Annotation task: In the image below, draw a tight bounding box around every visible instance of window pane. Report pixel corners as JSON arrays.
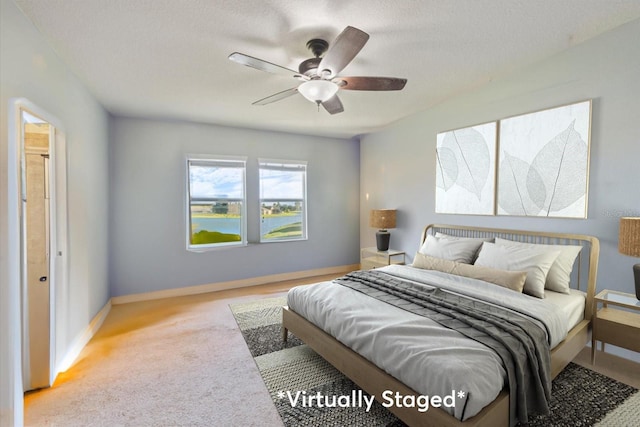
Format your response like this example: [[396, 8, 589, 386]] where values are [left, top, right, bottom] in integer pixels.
[[259, 161, 307, 242], [190, 202, 243, 245], [259, 167, 304, 200], [189, 164, 244, 199], [188, 158, 245, 248], [260, 201, 304, 240]]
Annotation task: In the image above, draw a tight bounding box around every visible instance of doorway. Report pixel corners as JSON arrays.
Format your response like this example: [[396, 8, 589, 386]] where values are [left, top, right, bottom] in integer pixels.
[[11, 100, 69, 392], [22, 112, 51, 390]]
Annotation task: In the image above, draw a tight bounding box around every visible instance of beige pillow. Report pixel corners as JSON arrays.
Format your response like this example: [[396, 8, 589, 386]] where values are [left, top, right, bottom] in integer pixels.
[[412, 253, 527, 292]]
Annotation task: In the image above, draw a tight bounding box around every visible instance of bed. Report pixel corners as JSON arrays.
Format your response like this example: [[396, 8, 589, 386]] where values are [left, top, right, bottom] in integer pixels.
[[282, 224, 599, 427]]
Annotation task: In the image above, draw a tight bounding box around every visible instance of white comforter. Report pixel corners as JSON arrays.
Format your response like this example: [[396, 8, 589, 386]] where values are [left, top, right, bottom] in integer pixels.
[[287, 264, 573, 421]]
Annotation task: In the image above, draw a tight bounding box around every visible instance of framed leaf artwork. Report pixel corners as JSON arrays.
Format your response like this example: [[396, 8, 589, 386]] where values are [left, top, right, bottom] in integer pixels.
[[435, 122, 497, 215], [497, 100, 592, 218]]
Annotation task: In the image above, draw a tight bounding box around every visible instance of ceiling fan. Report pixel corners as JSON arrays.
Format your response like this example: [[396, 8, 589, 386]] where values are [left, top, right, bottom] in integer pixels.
[[228, 26, 407, 115]]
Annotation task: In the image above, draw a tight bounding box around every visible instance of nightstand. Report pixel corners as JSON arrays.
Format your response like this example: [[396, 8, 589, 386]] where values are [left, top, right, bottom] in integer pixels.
[[591, 289, 640, 364], [360, 247, 405, 270]]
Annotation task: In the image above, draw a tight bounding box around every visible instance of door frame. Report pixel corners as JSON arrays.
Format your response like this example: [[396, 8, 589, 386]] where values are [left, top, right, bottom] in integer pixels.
[[8, 98, 68, 390]]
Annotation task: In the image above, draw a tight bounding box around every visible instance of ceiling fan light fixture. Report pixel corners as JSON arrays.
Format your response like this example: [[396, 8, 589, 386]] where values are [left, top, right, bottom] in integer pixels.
[[298, 80, 339, 104]]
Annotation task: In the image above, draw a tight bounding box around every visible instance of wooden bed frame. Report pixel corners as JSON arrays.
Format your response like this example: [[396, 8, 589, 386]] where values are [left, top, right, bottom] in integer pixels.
[[282, 224, 600, 427]]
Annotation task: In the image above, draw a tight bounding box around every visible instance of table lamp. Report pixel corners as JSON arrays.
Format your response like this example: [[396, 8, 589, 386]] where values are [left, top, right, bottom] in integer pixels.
[[619, 217, 640, 299], [369, 209, 397, 251]]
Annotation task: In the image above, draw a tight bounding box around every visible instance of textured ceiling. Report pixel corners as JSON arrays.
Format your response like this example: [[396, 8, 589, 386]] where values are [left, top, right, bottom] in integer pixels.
[[14, 0, 640, 138]]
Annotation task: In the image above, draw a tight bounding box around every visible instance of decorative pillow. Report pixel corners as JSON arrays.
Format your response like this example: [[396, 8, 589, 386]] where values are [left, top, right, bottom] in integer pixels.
[[418, 234, 485, 264], [474, 242, 561, 298], [412, 253, 527, 292], [494, 238, 582, 294]]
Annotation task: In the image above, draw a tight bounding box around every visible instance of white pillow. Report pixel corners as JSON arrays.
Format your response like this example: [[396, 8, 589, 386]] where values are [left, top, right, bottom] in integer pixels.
[[418, 234, 485, 264], [474, 242, 561, 298], [433, 233, 494, 262], [494, 238, 581, 294]]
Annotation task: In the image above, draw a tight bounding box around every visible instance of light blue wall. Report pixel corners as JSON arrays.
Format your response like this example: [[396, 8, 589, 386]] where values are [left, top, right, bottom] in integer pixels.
[[0, 0, 110, 424], [2, 2, 638, 423], [109, 117, 360, 297], [360, 19, 640, 360]]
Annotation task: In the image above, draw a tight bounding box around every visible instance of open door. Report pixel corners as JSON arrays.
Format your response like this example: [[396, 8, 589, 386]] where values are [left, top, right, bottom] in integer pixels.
[[22, 111, 52, 390], [17, 104, 68, 392], [22, 115, 51, 390]]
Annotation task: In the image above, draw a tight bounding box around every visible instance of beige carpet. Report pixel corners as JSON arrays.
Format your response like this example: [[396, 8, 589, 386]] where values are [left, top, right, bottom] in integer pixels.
[[24, 290, 286, 426], [596, 391, 640, 426], [24, 276, 640, 427]]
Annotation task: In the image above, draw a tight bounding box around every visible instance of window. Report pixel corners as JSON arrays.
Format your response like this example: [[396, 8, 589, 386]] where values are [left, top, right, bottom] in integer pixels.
[[259, 159, 307, 242], [187, 156, 246, 249]]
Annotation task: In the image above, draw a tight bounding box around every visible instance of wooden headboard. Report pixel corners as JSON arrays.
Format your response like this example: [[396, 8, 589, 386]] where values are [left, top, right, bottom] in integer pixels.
[[421, 224, 600, 319]]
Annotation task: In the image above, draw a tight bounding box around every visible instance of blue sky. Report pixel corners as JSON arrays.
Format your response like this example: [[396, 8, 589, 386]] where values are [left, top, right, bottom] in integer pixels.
[[190, 165, 303, 199], [259, 169, 303, 199], [190, 165, 243, 198]]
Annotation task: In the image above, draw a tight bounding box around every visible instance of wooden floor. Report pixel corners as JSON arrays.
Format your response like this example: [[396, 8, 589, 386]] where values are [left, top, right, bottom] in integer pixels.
[[574, 347, 640, 389]]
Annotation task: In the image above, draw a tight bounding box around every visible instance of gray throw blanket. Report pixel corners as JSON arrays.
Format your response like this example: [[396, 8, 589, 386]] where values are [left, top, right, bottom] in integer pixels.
[[335, 270, 551, 426]]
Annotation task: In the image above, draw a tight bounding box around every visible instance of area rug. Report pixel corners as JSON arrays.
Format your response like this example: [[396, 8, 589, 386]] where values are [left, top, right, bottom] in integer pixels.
[[230, 296, 638, 427]]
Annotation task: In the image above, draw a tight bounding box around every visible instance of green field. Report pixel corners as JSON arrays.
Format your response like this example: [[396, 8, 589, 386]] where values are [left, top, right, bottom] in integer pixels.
[[263, 222, 302, 239], [191, 230, 241, 245]]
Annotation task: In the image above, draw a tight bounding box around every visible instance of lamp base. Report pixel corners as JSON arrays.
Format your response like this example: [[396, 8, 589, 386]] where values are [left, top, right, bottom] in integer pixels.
[[376, 230, 390, 252], [634, 264, 640, 300]]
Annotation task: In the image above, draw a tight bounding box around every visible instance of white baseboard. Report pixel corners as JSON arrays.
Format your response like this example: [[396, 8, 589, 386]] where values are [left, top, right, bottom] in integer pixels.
[[111, 264, 359, 305], [55, 299, 112, 375]]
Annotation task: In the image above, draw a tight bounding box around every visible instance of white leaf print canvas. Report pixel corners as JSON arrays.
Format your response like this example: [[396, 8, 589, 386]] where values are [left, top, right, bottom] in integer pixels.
[[498, 100, 591, 218], [436, 122, 497, 215]]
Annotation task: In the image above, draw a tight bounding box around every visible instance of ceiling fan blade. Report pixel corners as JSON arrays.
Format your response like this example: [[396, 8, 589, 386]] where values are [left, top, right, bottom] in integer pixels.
[[322, 94, 344, 115], [317, 26, 369, 78], [336, 76, 407, 91], [252, 87, 299, 106], [229, 52, 300, 78]]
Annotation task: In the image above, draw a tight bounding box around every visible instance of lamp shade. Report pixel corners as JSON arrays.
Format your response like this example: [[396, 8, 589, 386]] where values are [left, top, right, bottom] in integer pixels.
[[619, 217, 640, 257], [369, 209, 397, 230], [298, 80, 339, 104]]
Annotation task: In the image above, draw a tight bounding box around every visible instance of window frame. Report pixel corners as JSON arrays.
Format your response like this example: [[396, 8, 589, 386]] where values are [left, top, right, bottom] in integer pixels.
[[258, 158, 308, 243], [186, 154, 247, 251]]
